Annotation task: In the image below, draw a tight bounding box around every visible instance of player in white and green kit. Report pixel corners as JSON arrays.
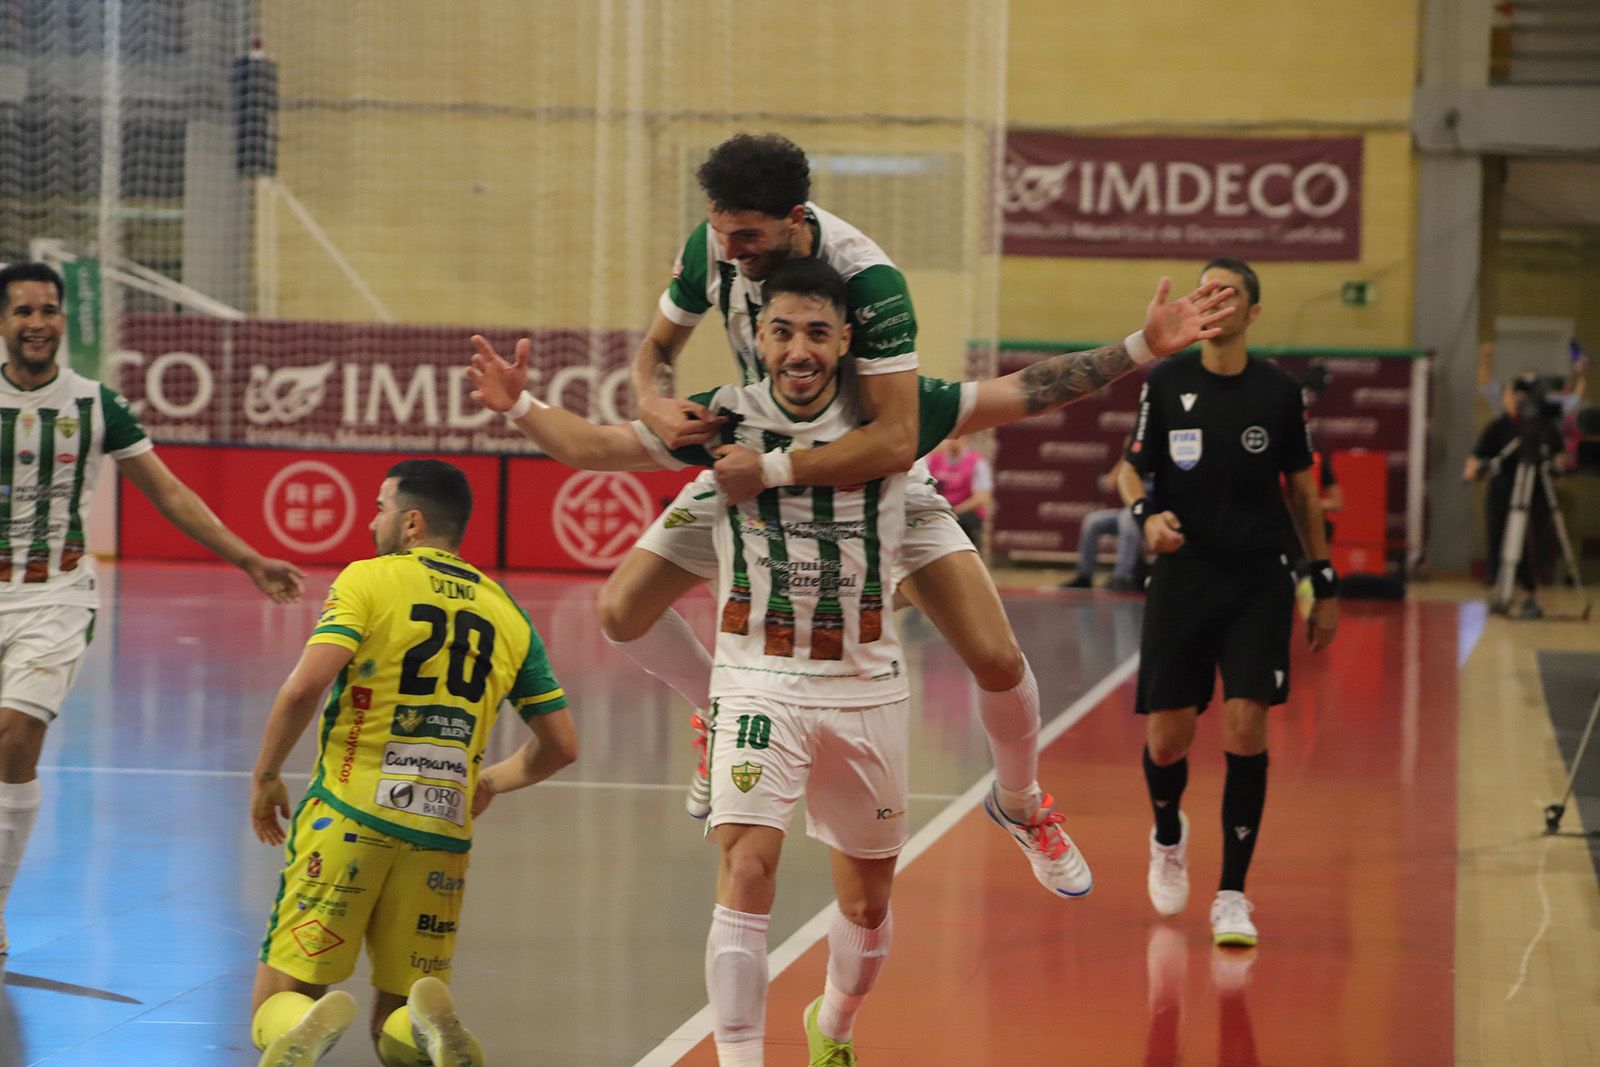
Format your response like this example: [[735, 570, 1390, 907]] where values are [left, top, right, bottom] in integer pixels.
[[602, 136, 1081, 888], [468, 258, 1230, 1065], [0, 261, 304, 961]]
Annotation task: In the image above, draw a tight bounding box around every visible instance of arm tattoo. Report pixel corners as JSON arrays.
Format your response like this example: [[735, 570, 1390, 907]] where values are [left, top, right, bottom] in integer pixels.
[[1018, 343, 1132, 414]]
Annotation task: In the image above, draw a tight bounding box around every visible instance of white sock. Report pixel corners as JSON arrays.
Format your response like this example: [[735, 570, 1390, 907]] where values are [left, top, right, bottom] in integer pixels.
[[608, 609, 713, 711], [818, 908, 893, 1042], [979, 659, 1042, 813], [0, 778, 42, 942], [707, 904, 769, 1063]]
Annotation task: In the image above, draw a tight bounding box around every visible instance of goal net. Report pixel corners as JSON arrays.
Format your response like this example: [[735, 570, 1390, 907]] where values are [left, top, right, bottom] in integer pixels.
[[3, 0, 1009, 449]]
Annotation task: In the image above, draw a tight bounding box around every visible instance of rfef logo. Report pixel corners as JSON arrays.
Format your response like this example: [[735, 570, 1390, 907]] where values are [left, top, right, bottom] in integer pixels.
[[264, 460, 356, 554], [552, 471, 656, 569]]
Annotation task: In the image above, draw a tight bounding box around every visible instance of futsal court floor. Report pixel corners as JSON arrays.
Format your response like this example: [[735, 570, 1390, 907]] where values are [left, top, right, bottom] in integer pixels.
[[0, 560, 1594, 1066]]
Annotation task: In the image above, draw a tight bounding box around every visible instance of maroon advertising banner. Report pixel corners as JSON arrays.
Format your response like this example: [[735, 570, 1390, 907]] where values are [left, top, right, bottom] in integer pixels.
[[1002, 135, 1363, 261], [990, 350, 1420, 561], [111, 315, 638, 453]]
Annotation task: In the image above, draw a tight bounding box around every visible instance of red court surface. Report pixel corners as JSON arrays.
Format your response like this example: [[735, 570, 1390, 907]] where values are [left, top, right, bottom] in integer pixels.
[[675, 600, 1457, 1066]]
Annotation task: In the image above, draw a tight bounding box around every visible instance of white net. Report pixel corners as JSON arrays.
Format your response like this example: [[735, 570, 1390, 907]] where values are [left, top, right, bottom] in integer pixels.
[[5, 0, 1008, 448]]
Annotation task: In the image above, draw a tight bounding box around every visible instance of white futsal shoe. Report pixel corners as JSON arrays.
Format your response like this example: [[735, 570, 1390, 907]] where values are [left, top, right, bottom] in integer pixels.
[[983, 785, 1093, 897], [686, 713, 712, 819], [1147, 812, 1190, 916], [1210, 890, 1259, 948]]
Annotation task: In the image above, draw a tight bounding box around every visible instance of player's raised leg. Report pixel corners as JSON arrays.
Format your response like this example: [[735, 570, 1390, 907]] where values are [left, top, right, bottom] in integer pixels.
[[900, 549, 1093, 897], [252, 965, 357, 1067]]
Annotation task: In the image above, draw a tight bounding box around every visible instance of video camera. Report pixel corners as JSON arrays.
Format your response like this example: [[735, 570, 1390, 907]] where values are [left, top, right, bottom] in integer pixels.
[[1511, 373, 1567, 426]]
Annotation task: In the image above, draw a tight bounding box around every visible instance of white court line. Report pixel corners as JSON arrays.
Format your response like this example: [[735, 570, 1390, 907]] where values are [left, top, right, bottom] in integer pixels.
[[1505, 830, 1555, 1001], [35, 765, 960, 804], [630, 653, 1139, 1067]]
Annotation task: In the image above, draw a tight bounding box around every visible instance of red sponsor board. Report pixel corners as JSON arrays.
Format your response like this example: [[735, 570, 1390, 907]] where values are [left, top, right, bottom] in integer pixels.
[[504, 459, 699, 572], [118, 446, 503, 565], [1002, 134, 1363, 261], [990, 350, 1421, 560], [110, 315, 637, 452]]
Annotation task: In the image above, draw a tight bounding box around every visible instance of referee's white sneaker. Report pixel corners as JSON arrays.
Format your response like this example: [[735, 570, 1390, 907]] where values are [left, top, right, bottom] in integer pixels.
[[686, 713, 712, 819], [1210, 890, 1258, 947], [983, 785, 1093, 897], [1147, 812, 1190, 916]]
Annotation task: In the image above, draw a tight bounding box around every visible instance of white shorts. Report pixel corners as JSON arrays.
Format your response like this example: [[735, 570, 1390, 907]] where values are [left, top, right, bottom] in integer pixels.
[[0, 604, 95, 722], [634, 462, 976, 584], [707, 695, 910, 859]]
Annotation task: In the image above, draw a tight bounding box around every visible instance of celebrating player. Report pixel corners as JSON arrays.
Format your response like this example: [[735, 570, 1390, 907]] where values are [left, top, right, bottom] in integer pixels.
[[0, 261, 303, 964], [469, 257, 1229, 1064]]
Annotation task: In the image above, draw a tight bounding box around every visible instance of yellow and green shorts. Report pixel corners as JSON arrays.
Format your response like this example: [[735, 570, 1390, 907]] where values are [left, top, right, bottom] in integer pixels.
[[259, 796, 468, 994]]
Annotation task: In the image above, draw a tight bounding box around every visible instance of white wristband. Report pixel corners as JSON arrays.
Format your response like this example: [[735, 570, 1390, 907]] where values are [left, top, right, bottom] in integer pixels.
[[505, 391, 540, 421], [1124, 329, 1155, 366], [760, 449, 794, 489]]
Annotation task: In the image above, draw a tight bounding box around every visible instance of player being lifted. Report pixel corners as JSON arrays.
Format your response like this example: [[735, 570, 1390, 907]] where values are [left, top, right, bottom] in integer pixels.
[[0, 261, 302, 964], [247, 459, 577, 1067], [468, 258, 1228, 1064], [601, 131, 1168, 896]]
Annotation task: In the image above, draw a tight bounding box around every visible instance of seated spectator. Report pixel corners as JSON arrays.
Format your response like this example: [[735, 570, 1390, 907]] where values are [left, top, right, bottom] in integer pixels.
[[1062, 448, 1146, 593], [929, 435, 992, 547]]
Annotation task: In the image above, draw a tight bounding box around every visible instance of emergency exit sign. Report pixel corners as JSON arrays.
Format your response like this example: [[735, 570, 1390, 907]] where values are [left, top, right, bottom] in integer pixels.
[[1341, 280, 1376, 307]]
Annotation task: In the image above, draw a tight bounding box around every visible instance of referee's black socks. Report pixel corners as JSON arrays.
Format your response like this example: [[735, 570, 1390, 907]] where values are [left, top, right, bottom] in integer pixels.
[[1142, 746, 1188, 846], [1220, 750, 1269, 893]]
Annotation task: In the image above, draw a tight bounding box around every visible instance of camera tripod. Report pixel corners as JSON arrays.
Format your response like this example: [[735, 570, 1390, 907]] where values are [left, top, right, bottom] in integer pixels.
[[1487, 436, 1592, 621], [1545, 683, 1600, 835]]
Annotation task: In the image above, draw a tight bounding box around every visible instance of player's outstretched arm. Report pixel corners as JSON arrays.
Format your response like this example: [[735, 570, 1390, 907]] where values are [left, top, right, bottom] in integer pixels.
[[117, 451, 303, 603], [956, 278, 1233, 436], [632, 311, 726, 449], [472, 709, 578, 817], [250, 643, 353, 845], [467, 335, 664, 472]]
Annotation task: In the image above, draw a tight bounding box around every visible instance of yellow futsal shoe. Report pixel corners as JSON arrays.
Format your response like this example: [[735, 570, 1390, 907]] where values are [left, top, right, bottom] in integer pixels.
[[803, 995, 857, 1066], [408, 976, 486, 1067], [256, 989, 358, 1067]]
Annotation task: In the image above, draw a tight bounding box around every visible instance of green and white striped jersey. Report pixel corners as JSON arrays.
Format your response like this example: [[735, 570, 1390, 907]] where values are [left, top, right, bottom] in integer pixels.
[[0, 368, 150, 612], [634, 377, 974, 707], [660, 203, 919, 386]]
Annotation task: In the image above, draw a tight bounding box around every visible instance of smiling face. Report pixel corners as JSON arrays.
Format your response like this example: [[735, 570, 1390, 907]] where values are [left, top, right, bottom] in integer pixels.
[[757, 291, 852, 418], [708, 204, 805, 281], [0, 279, 65, 380]]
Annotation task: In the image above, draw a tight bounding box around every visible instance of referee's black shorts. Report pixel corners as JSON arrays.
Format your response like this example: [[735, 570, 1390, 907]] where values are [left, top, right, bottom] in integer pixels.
[[1135, 550, 1296, 715]]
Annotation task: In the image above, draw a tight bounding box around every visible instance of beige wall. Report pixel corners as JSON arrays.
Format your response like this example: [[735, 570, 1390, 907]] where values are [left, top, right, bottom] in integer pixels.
[[1002, 0, 1421, 348], [261, 1, 1005, 389]]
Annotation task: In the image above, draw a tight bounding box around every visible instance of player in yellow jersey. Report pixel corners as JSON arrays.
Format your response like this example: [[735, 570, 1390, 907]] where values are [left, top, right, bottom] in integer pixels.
[[246, 459, 578, 1067]]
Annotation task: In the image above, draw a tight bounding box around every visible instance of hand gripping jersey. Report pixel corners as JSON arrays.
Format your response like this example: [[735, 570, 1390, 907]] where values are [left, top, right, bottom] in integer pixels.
[[634, 377, 973, 707], [660, 202, 919, 386], [0, 368, 151, 613], [304, 547, 567, 851]]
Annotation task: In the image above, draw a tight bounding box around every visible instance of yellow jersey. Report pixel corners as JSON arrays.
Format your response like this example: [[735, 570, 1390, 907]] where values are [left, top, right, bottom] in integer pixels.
[[303, 546, 566, 851]]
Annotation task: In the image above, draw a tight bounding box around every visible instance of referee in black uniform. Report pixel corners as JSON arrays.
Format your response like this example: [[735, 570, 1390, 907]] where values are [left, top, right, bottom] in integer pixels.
[[1117, 257, 1339, 948]]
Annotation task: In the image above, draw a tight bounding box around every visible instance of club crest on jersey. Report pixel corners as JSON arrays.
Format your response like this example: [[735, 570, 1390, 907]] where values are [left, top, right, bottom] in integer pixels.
[[730, 762, 763, 793], [663, 507, 696, 529], [1241, 426, 1270, 453], [57, 416, 79, 438], [1169, 429, 1202, 470]]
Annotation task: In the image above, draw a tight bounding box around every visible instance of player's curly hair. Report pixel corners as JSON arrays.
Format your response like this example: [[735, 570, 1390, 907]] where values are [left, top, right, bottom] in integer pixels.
[[697, 133, 810, 218]]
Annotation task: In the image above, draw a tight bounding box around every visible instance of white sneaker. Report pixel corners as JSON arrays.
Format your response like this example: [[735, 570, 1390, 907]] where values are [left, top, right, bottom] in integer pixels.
[[983, 785, 1093, 897], [257, 990, 357, 1067], [1147, 812, 1190, 916], [686, 713, 712, 819], [1210, 890, 1258, 947], [408, 976, 485, 1067]]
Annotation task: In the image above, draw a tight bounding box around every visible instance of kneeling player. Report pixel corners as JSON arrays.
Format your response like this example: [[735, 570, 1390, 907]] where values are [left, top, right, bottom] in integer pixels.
[[247, 460, 577, 1067]]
